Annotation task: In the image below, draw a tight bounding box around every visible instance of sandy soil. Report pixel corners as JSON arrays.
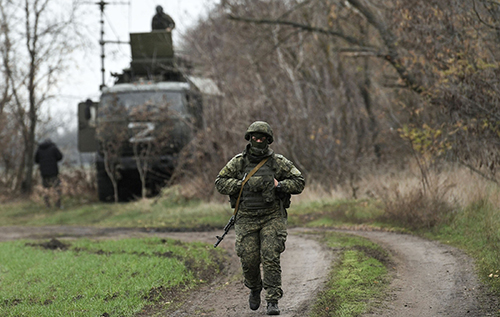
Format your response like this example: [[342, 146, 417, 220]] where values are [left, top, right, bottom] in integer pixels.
[[0, 226, 498, 316]]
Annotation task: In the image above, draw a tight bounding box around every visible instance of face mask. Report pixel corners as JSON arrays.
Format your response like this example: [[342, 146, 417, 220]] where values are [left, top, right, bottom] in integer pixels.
[[250, 133, 268, 150]]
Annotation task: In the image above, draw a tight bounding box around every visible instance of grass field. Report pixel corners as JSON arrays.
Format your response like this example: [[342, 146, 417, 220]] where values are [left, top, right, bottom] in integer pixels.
[[0, 237, 225, 317]]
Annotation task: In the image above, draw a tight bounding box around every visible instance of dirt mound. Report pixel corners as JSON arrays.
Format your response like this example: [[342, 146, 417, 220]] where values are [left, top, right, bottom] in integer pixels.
[[26, 238, 69, 250]]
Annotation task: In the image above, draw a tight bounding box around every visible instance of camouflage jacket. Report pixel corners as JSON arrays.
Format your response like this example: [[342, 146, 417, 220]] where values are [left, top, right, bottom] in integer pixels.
[[215, 146, 305, 215]]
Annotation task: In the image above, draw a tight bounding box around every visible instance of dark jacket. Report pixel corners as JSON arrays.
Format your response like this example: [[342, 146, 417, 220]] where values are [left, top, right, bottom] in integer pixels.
[[152, 12, 175, 30], [35, 140, 63, 178]]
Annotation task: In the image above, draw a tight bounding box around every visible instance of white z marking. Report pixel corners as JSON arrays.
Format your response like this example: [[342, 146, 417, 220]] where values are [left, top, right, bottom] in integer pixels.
[[128, 122, 155, 143]]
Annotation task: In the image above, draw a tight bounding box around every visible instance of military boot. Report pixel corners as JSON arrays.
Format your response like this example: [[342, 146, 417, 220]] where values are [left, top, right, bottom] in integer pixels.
[[249, 289, 261, 310], [266, 302, 280, 315]]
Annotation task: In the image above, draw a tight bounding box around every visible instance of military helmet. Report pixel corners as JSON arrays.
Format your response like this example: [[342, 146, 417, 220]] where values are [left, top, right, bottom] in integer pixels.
[[245, 121, 274, 144]]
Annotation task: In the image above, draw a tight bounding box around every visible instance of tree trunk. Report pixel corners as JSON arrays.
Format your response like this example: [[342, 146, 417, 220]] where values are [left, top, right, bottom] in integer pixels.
[[22, 2, 38, 195]]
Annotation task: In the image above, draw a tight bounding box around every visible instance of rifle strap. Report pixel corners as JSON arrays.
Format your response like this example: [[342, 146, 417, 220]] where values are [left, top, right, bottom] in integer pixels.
[[233, 157, 270, 216]]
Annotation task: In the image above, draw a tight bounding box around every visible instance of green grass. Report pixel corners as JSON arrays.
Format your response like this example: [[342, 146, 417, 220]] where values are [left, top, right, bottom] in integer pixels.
[[310, 232, 390, 317], [0, 196, 231, 229], [0, 237, 225, 317], [423, 198, 500, 291], [287, 199, 385, 227], [2, 189, 500, 315], [0, 195, 387, 230]]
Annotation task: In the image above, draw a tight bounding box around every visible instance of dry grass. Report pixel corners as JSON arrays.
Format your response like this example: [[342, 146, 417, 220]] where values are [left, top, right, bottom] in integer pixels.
[[290, 161, 500, 230], [25, 159, 500, 227], [357, 162, 500, 208], [356, 161, 500, 229], [291, 182, 349, 203], [31, 167, 98, 206]]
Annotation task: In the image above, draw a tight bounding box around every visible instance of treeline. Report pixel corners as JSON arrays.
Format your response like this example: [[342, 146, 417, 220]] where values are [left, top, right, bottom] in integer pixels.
[[173, 0, 500, 198], [2, 0, 500, 200]]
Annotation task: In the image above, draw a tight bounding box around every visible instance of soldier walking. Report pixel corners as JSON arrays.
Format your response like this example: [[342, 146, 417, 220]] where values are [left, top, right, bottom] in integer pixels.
[[215, 121, 305, 315]]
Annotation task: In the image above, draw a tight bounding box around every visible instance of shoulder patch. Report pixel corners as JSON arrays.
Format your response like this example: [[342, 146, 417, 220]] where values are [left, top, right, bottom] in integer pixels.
[[290, 167, 301, 176]]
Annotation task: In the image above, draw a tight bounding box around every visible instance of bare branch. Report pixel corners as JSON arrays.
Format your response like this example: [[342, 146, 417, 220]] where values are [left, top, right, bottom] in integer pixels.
[[228, 0, 425, 95], [338, 47, 384, 57], [458, 159, 499, 185], [472, 0, 500, 30], [227, 14, 368, 47], [346, 0, 424, 93]]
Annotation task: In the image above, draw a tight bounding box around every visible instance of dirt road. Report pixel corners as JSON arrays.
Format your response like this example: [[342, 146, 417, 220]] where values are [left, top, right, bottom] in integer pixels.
[[0, 226, 497, 316], [350, 230, 496, 317]]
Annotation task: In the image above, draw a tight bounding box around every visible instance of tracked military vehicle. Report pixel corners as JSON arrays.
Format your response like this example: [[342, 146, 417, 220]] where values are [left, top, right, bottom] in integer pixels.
[[78, 31, 207, 201]]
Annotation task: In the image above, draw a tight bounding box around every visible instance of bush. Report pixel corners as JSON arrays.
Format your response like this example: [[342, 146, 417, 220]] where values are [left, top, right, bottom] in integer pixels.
[[32, 167, 98, 205], [378, 186, 455, 230]]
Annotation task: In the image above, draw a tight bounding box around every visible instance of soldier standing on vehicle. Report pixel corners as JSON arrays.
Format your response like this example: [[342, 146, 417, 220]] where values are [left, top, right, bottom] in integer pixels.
[[35, 138, 63, 209], [152, 5, 175, 31], [215, 121, 305, 315]]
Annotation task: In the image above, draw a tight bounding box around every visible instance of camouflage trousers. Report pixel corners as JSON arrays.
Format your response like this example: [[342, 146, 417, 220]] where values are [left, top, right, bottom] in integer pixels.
[[235, 210, 287, 303], [41, 176, 61, 208]]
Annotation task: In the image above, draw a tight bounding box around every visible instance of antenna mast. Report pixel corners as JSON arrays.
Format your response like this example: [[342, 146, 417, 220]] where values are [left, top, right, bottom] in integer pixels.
[[95, 0, 130, 90]]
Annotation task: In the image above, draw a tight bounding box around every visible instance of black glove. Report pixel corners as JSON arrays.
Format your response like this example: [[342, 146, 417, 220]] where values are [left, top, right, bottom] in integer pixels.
[[245, 176, 265, 192]]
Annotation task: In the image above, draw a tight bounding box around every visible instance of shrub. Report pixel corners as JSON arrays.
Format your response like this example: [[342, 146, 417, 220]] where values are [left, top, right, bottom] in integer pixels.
[[378, 186, 455, 230]]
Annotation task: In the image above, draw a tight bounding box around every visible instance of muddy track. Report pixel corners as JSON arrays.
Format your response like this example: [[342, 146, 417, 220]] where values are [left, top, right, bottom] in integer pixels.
[[0, 226, 498, 316]]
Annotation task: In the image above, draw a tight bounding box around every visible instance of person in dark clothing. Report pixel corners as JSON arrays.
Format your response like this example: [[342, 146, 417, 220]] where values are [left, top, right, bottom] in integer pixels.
[[152, 5, 175, 31], [35, 139, 63, 208]]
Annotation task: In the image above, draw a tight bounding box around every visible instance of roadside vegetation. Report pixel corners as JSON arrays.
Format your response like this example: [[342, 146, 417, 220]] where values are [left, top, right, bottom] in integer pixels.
[[310, 232, 390, 317]]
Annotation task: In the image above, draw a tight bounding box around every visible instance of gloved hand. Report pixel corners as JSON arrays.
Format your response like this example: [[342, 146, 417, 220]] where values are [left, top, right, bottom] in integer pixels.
[[261, 180, 275, 203], [245, 176, 265, 192], [246, 176, 275, 203]]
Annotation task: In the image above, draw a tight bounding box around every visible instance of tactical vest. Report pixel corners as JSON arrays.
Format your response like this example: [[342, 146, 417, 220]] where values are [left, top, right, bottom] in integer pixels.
[[240, 156, 279, 212]]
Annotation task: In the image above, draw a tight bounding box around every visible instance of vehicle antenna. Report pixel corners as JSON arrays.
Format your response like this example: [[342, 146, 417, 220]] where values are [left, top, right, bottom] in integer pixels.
[[95, 1, 130, 90]]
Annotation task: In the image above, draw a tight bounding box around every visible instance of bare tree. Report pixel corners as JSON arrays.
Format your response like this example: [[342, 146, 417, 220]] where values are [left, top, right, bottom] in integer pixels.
[[180, 0, 396, 197], [129, 102, 176, 199], [0, 0, 84, 194], [95, 98, 128, 203], [178, 0, 500, 197]]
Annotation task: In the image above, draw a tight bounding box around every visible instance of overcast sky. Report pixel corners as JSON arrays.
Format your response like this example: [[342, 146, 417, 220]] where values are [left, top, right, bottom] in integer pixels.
[[54, 0, 218, 128]]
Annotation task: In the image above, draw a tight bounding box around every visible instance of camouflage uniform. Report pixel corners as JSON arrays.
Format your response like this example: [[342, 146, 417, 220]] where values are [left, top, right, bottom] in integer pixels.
[[215, 122, 305, 309]]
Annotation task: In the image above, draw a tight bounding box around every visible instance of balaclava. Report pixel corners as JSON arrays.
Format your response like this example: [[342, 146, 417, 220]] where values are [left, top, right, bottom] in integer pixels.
[[249, 132, 269, 156]]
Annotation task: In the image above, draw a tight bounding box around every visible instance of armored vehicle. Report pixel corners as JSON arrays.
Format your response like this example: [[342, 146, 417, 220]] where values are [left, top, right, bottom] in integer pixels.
[[78, 31, 205, 201]]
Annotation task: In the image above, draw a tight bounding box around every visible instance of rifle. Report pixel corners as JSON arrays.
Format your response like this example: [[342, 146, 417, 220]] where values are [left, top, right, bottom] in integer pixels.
[[213, 215, 235, 248], [214, 157, 270, 248]]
